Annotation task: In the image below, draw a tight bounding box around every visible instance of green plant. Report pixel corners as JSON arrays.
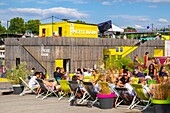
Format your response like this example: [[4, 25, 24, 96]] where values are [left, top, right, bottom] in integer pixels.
[[98, 82, 111, 95], [6, 62, 30, 84], [105, 57, 135, 72]]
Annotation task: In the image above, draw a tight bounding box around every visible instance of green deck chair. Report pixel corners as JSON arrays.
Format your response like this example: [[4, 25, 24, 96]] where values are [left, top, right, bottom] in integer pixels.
[[83, 76, 91, 82], [58, 80, 71, 100], [133, 78, 139, 84], [147, 79, 156, 86], [129, 84, 151, 111]]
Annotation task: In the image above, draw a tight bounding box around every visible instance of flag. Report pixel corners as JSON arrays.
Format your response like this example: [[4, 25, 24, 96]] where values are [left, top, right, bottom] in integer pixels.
[[98, 20, 112, 33]]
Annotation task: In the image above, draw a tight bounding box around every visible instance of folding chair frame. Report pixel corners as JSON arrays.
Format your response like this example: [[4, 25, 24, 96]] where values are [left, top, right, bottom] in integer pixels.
[[36, 79, 58, 100], [129, 84, 151, 111]]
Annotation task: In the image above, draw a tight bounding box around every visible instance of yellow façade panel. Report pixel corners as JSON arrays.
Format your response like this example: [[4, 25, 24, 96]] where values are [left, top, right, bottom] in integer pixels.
[[154, 49, 163, 57], [55, 60, 63, 69], [39, 21, 98, 38]]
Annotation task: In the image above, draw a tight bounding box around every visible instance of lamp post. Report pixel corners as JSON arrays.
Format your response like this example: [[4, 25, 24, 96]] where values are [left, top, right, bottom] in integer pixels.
[[7, 20, 10, 38], [52, 16, 54, 37], [168, 25, 170, 40]]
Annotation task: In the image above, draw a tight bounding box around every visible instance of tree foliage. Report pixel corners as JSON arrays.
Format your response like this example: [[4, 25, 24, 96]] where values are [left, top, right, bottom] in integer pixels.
[[8, 17, 25, 34], [124, 27, 137, 32], [0, 21, 6, 34], [25, 19, 41, 35], [75, 20, 86, 24]]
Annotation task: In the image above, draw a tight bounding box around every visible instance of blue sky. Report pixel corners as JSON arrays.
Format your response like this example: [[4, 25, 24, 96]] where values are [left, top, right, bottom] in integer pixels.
[[0, 0, 170, 29]]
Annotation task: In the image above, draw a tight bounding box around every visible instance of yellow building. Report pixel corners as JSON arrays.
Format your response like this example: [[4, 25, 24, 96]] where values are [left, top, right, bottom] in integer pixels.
[[39, 21, 98, 38]]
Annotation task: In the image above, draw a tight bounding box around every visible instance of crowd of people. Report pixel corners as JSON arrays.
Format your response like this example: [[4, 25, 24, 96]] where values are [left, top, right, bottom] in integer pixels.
[[19, 52, 170, 104]]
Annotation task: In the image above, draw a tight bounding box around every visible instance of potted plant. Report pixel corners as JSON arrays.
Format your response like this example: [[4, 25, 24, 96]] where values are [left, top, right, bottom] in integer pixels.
[[6, 62, 29, 94], [97, 82, 116, 109], [151, 77, 170, 113]]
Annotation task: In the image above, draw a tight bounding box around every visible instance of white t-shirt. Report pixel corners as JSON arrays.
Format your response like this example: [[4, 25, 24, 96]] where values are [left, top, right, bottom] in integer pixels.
[[123, 35, 127, 39], [28, 76, 39, 88]]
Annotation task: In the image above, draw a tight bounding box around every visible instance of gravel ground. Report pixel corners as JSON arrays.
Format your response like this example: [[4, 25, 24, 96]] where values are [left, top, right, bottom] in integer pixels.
[[0, 94, 154, 113]]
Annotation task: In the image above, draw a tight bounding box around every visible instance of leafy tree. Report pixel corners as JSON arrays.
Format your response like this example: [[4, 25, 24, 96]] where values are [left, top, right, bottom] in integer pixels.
[[124, 27, 137, 32], [8, 17, 25, 34], [75, 20, 86, 24], [0, 21, 6, 34], [25, 19, 41, 35]]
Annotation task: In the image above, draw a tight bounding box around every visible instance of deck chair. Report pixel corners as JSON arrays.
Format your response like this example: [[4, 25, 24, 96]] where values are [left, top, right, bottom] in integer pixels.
[[133, 78, 139, 84], [69, 74, 75, 80], [58, 80, 71, 100], [79, 82, 98, 107], [19, 77, 36, 94], [36, 79, 58, 100], [147, 79, 156, 86], [83, 76, 91, 82], [129, 84, 151, 111], [68, 81, 86, 105], [114, 87, 134, 108]]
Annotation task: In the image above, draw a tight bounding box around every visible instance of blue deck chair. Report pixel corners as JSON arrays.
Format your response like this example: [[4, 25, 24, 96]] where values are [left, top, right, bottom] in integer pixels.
[[129, 84, 151, 111]]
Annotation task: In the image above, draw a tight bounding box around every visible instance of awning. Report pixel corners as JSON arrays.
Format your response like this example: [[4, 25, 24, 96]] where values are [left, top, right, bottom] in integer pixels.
[[107, 24, 124, 33]]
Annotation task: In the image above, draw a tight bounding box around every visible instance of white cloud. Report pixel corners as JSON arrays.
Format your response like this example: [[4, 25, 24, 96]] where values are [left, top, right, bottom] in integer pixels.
[[102, 1, 111, 5], [37, 1, 50, 4], [111, 15, 150, 22], [135, 24, 144, 29], [0, 2, 7, 5], [56, 0, 88, 4], [148, 5, 158, 8], [2, 7, 88, 19], [0, 7, 89, 27], [144, 0, 170, 3], [100, 0, 170, 3], [158, 18, 169, 23]]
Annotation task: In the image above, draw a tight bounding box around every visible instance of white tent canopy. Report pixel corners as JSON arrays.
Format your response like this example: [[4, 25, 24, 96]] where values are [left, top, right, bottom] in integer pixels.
[[107, 24, 124, 33]]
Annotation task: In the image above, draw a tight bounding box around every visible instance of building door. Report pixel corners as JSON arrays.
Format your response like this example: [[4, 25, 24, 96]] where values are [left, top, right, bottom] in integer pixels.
[[63, 59, 70, 73], [42, 28, 46, 37], [59, 27, 62, 37], [16, 58, 20, 68], [55, 59, 70, 73]]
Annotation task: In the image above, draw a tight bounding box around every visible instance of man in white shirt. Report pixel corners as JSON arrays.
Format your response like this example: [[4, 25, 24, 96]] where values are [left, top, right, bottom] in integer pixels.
[[20, 72, 40, 96]]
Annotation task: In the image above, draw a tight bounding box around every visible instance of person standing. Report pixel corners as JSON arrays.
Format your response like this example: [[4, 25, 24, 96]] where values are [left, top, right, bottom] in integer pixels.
[[123, 34, 127, 39], [144, 52, 149, 67], [133, 54, 140, 67]]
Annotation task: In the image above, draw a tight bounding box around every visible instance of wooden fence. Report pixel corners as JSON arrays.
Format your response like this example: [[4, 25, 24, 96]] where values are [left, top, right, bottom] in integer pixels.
[[5, 37, 165, 76]]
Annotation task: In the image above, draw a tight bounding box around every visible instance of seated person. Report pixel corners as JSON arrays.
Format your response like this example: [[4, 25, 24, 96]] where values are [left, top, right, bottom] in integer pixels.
[[133, 68, 145, 78], [43, 79, 61, 90], [159, 66, 169, 77], [89, 69, 99, 84], [139, 77, 152, 96], [94, 73, 107, 93], [117, 71, 130, 87], [20, 72, 40, 96], [117, 71, 133, 102], [76, 72, 84, 81]]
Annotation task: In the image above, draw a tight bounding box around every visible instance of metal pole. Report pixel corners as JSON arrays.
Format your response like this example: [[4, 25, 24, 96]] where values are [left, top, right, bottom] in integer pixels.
[[168, 25, 170, 40], [52, 16, 54, 37], [7, 21, 9, 38], [151, 23, 154, 37]]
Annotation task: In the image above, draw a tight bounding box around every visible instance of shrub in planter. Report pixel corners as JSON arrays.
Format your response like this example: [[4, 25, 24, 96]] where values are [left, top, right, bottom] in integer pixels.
[[151, 77, 170, 113], [6, 62, 29, 94], [97, 82, 115, 109]]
